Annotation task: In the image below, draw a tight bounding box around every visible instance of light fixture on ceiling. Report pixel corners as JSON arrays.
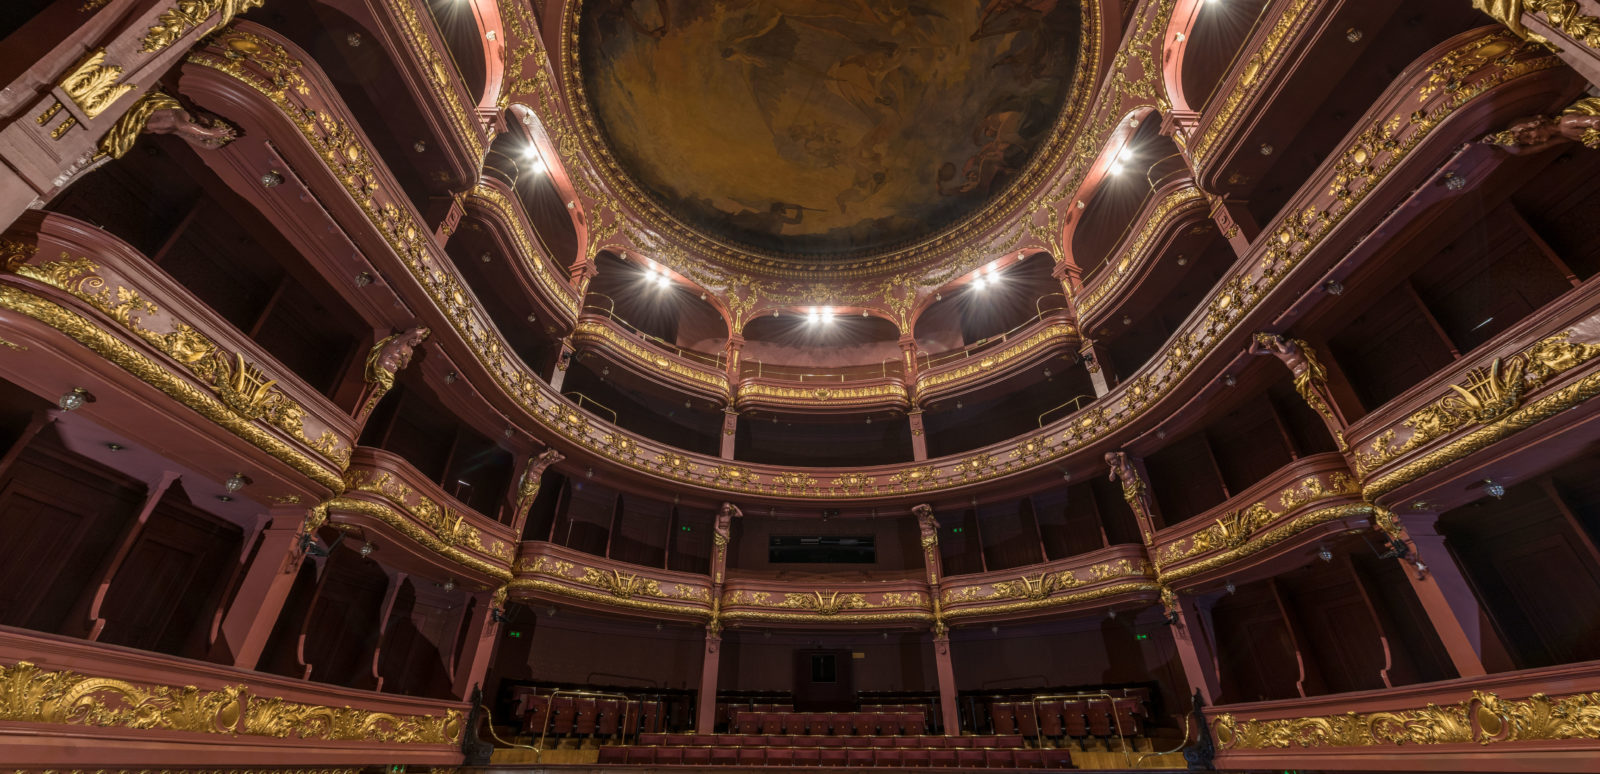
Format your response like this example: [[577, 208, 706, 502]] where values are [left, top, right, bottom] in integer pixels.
[[1224, 580, 1236, 595], [1317, 544, 1334, 562], [1110, 144, 1134, 175], [57, 387, 92, 411], [360, 542, 375, 558], [225, 473, 248, 493], [1482, 479, 1506, 499], [443, 579, 455, 592]]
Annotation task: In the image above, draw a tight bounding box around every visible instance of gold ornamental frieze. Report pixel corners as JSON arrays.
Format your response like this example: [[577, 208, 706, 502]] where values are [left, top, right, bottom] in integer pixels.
[[510, 549, 714, 616], [572, 318, 729, 395], [378, 0, 485, 159], [340, 461, 514, 571], [0, 660, 461, 745], [1152, 461, 1359, 574], [939, 554, 1158, 619], [1353, 321, 1600, 493], [1074, 186, 1207, 319], [142, 0, 266, 53], [719, 584, 934, 624], [914, 322, 1078, 399], [468, 183, 581, 317], [187, 22, 1558, 500], [0, 233, 349, 490], [735, 380, 909, 410], [1213, 687, 1600, 750]]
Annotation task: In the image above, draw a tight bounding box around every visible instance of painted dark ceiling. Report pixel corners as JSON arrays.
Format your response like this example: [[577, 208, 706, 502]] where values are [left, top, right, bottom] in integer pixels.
[[578, 0, 1082, 257]]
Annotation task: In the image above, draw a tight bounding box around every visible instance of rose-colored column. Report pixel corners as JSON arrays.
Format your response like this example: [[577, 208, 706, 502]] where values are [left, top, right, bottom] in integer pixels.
[[697, 628, 722, 734], [1169, 595, 1222, 704], [1390, 511, 1505, 677], [1207, 194, 1260, 257], [914, 504, 958, 733], [69, 470, 180, 640], [453, 592, 503, 699], [549, 336, 575, 391], [933, 633, 960, 734], [720, 409, 738, 459], [213, 504, 318, 668], [907, 409, 928, 461]]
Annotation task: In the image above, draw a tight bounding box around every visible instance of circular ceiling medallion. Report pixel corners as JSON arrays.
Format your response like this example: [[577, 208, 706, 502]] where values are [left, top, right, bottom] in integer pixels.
[[573, 0, 1085, 269]]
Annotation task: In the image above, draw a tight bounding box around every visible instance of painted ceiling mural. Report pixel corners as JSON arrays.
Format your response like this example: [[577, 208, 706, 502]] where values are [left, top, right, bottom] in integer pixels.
[[578, 0, 1083, 257]]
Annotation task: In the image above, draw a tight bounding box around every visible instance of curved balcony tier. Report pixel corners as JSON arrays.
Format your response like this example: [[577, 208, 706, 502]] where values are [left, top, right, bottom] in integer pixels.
[[0, 211, 354, 495], [1150, 452, 1367, 590], [175, 24, 1576, 506], [719, 578, 934, 627], [464, 178, 581, 323], [736, 377, 910, 415], [938, 544, 1158, 624], [0, 625, 466, 767], [1074, 183, 1211, 327], [572, 314, 730, 405], [329, 447, 517, 584], [1350, 279, 1600, 505], [913, 314, 1079, 408], [508, 541, 715, 623]]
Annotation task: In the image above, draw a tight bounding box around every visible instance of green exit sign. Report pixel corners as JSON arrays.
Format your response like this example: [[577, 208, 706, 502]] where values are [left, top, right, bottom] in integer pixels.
[[508, 630, 524, 638], [681, 525, 692, 531], [1134, 633, 1149, 641], [951, 527, 964, 534]]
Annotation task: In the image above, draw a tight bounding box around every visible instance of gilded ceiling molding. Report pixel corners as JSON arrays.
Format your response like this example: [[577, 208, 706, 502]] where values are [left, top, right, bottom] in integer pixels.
[[186, 24, 1557, 500], [142, 0, 266, 53], [378, 0, 486, 160], [0, 286, 344, 491], [467, 183, 581, 317], [553, 0, 1104, 280], [0, 660, 462, 745], [506, 551, 715, 618], [1213, 688, 1600, 749], [1188, 0, 1321, 173], [1075, 185, 1207, 318], [573, 319, 730, 395], [941, 580, 1162, 620], [1475, 0, 1600, 50]]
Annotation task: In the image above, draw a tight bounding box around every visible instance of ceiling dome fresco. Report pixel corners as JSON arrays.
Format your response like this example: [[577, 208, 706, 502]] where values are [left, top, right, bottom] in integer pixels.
[[576, 0, 1083, 258]]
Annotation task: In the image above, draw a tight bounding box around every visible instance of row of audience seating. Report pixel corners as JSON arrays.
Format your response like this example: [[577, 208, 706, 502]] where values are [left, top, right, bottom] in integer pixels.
[[596, 745, 1072, 768], [636, 734, 1026, 748], [985, 698, 1144, 739], [516, 693, 667, 738], [732, 710, 926, 736]]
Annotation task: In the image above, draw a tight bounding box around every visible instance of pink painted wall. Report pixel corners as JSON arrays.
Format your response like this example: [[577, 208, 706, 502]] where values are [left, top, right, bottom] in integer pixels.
[[515, 614, 707, 690]]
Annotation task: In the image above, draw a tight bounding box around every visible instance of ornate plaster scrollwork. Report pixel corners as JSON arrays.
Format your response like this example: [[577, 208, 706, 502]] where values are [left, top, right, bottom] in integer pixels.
[[98, 91, 237, 160], [513, 447, 565, 519], [1249, 332, 1346, 449], [1106, 450, 1157, 544], [141, 0, 267, 53], [357, 327, 429, 421], [1483, 96, 1600, 153]]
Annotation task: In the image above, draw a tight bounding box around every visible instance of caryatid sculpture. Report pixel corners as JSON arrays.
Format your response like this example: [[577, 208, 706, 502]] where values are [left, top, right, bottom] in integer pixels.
[[1483, 97, 1600, 154], [712, 502, 742, 585], [1105, 450, 1157, 545], [357, 327, 429, 421], [513, 448, 565, 523], [1248, 332, 1346, 448], [913, 503, 940, 583]]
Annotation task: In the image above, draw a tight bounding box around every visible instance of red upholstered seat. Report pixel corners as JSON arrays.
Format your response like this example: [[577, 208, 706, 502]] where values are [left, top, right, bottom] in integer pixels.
[[856, 714, 881, 735], [1015, 703, 1039, 739], [1041, 748, 1074, 769], [819, 735, 846, 747], [761, 714, 784, 735], [681, 747, 712, 765], [996, 734, 1025, 747], [820, 748, 848, 766], [1012, 749, 1046, 768], [991, 702, 1016, 735], [549, 696, 575, 736], [868, 736, 893, 748], [1086, 699, 1113, 737], [664, 732, 691, 745], [808, 714, 830, 735], [945, 736, 973, 748], [638, 732, 666, 745], [793, 735, 818, 747], [1038, 701, 1064, 738], [1061, 701, 1087, 737], [984, 749, 1015, 768], [711, 746, 739, 765], [573, 697, 597, 736], [929, 749, 957, 767], [901, 748, 932, 767], [597, 746, 627, 764], [738, 747, 766, 766], [597, 698, 621, 737], [957, 749, 986, 767], [847, 748, 875, 766], [874, 749, 903, 766], [737, 713, 761, 735], [795, 748, 822, 766], [524, 696, 548, 735], [767, 747, 795, 766], [898, 713, 923, 735], [1114, 699, 1144, 736], [642, 700, 661, 733], [655, 747, 684, 765], [832, 713, 854, 735], [715, 733, 743, 746], [623, 746, 654, 764]]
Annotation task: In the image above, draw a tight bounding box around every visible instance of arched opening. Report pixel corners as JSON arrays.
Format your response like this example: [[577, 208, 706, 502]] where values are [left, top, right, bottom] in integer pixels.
[[424, 0, 489, 105], [1070, 120, 1186, 277], [1178, 0, 1272, 113]]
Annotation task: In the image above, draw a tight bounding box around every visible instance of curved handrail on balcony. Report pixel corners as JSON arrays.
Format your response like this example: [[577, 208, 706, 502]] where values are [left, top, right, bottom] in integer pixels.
[[914, 314, 1079, 404], [739, 358, 904, 382], [184, 23, 1567, 507], [939, 544, 1158, 622], [918, 297, 1073, 372], [583, 294, 725, 367], [563, 391, 619, 424], [466, 178, 581, 319], [1075, 180, 1208, 323], [1037, 395, 1096, 428], [365, 0, 488, 180], [507, 541, 715, 622]]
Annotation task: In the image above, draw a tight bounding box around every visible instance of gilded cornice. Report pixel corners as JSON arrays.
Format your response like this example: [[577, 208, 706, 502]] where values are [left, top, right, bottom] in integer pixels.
[[327, 486, 514, 580], [735, 380, 909, 410], [0, 659, 461, 745], [1353, 326, 1600, 489], [508, 551, 714, 617], [468, 183, 581, 317], [719, 587, 932, 625], [573, 319, 729, 395], [0, 286, 344, 492], [940, 557, 1158, 619], [1151, 464, 1358, 573], [1075, 185, 1207, 319], [141, 0, 265, 54], [379, 0, 486, 160], [1213, 687, 1600, 749], [551, 0, 1104, 280], [1189, 0, 1321, 173], [187, 24, 1560, 501], [342, 462, 514, 562], [914, 321, 1078, 399]]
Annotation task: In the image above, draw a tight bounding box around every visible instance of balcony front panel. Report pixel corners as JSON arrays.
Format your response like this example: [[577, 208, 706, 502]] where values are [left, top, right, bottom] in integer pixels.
[[180, 23, 1567, 505], [719, 578, 934, 627], [913, 317, 1078, 407], [508, 541, 715, 621], [1151, 452, 1366, 589], [0, 211, 353, 493], [1207, 659, 1600, 771], [735, 376, 910, 415], [365, 0, 488, 187], [1352, 280, 1600, 504], [0, 626, 465, 766], [939, 544, 1158, 623], [333, 446, 517, 583], [573, 315, 730, 403], [466, 179, 581, 321], [1074, 183, 1209, 326]]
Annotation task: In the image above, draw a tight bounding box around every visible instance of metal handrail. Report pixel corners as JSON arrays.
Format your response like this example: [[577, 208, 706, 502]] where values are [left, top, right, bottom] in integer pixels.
[[563, 391, 618, 423], [1029, 692, 1132, 767], [919, 302, 1071, 370], [739, 357, 904, 383], [533, 689, 638, 761], [580, 299, 726, 369], [1038, 395, 1095, 427], [477, 702, 537, 752], [1135, 711, 1192, 767], [1079, 164, 1193, 281]]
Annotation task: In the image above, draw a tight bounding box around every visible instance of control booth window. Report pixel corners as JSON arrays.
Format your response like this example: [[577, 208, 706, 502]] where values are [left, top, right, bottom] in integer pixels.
[[768, 535, 876, 564]]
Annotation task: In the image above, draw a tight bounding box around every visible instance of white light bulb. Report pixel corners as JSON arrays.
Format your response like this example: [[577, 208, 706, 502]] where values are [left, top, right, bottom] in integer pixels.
[[822, 308, 835, 323], [1109, 161, 1125, 175]]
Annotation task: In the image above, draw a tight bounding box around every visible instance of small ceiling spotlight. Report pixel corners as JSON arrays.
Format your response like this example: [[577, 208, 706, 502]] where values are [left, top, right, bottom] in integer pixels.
[[990, 624, 1000, 634], [479, 252, 492, 263], [1110, 144, 1135, 175], [1222, 373, 1237, 387], [360, 542, 375, 557], [1345, 27, 1364, 43], [215, 495, 233, 503], [546, 607, 557, 617], [656, 622, 664, 631], [1323, 279, 1345, 295], [1121, 314, 1132, 326], [413, 140, 427, 153], [57, 387, 93, 411], [763, 630, 772, 639], [105, 442, 124, 452], [1259, 143, 1274, 156], [652, 269, 671, 288], [1317, 545, 1334, 562], [1482, 479, 1506, 499], [1107, 609, 1117, 619], [881, 631, 889, 640], [1224, 580, 1236, 595], [443, 579, 456, 592], [224, 473, 249, 493]]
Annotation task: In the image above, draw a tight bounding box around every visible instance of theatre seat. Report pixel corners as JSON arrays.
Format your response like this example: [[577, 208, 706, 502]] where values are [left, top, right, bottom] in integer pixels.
[[597, 698, 621, 738], [1015, 703, 1039, 739], [1086, 699, 1113, 737], [738, 747, 766, 766], [957, 749, 986, 767], [795, 748, 822, 766], [574, 697, 597, 737], [710, 746, 739, 765], [767, 747, 795, 766], [985, 749, 1015, 768], [1012, 749, 1045, 768], [655, 747, 684, 765], [808, 714, 830, 735], [820, 748, 848, 766], [623, 746, 654, 765], [874, 749, 902, 766], [681, 747, 712, 765], [847, 748, 874, 766], [929, 749, 957, 767], [597, 747, 626, 764], [901, 748, 931, 767], [991, 702, 1016, 735], [1038, 701, 1064, 738], [1061, 701, 1088, 737], [761, 715, 784, 735]]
